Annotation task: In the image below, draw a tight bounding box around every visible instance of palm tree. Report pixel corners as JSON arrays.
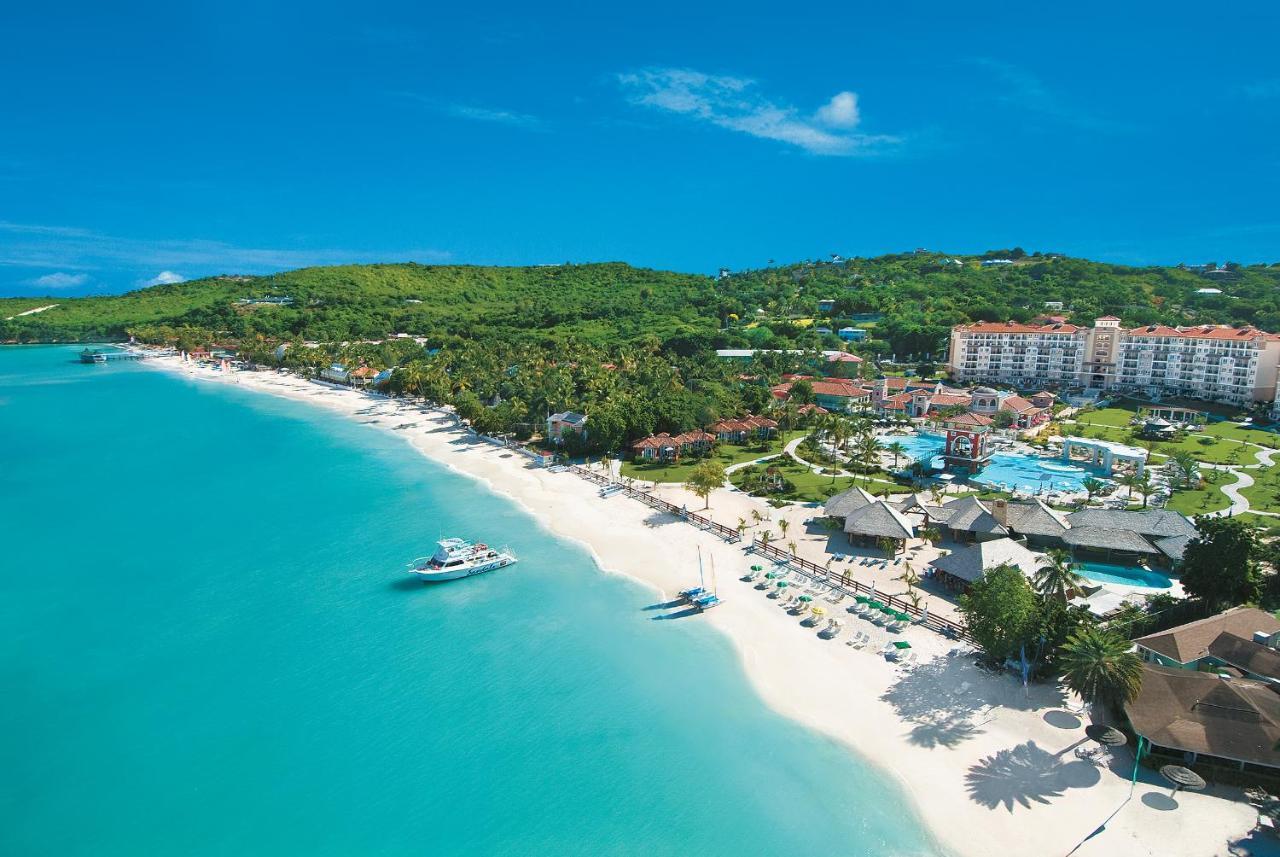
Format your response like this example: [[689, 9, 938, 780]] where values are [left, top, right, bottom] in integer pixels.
[[737, 517, 748, 539], [759, 530, 774, 551], [751, 509, 762, 527], [788, 540, 798, 556], [1033, 550, 1084, 603], [1058, 626, 1144, 715], [886, 441, 907, 470], [1135, 471, 1154, 508], [778, 518, 790, 540], [919, 526, 941, 548], [1170, 450, 1199, 489], [1081, 476, 1104, 504]]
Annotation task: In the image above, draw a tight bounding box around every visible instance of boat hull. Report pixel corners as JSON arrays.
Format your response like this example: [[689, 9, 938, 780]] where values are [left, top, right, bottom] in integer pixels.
[[410, 556, 517, 582]]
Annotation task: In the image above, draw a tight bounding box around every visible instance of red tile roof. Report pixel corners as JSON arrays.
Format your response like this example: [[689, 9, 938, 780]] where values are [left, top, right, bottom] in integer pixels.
[[944, 412, 994, 427], [958, 320, 1085, 334]]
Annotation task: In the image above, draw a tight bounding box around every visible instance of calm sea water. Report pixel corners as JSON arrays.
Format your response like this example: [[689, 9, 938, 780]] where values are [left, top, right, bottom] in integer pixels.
[[0, 346, 938, 857]]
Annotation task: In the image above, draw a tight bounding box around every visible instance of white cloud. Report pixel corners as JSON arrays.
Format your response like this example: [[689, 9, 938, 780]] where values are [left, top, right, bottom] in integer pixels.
[[30, 271, 89, 289], [617, 68, 897, 156], [142, 270, 186, 286], [448, 104, 543, 127], [815, 91, 860, 128], [0, 221, 452, 275]]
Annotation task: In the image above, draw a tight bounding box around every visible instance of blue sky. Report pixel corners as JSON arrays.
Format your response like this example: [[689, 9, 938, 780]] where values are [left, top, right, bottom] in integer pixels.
[[3, 1, 1279, 296]]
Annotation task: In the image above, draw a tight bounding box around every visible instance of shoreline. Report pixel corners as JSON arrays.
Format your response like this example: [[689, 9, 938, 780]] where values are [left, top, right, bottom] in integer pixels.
[[140, 353, 1258, 857]]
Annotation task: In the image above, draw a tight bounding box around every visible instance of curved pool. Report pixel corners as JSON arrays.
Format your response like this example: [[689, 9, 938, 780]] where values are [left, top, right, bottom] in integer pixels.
[[1076, 561, 1174, 590], [973, 452, 1107, 494]]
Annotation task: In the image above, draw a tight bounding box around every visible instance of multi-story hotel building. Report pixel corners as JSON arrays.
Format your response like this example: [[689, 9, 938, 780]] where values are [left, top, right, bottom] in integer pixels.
[[948, 318, 1280, 407]]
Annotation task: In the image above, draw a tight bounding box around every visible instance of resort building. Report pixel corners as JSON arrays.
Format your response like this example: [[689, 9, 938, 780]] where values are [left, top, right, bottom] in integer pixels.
[[629, 430, 715, 461], [1125, 663, 1280, 776], [907, 495, 1194, 564], [1133, 607, 1280, 682], [838, 327, 867, 342], [546, 412, 588, 444], [948, 317, 1280, 407], [928, 537, 1048, 591], [319, 363, 350, 383], [824, 486, 915, 552], [708, 415, 777, 443], [771, 376, 872, 413]]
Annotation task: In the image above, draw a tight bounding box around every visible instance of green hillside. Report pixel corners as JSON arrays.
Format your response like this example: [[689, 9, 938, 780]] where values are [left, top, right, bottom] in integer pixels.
[[5, 253, 1280, 358], [0, 263, 718, 346]]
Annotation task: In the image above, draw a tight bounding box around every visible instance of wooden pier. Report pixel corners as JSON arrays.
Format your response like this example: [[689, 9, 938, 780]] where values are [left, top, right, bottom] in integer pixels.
[[80, 348, 145, 364]]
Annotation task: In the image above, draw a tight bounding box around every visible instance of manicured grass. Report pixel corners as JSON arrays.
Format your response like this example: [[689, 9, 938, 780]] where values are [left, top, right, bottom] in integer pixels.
[[1073, 407, 1138, 428], [1235, 512, 1280, 536], [619, 431, 806, 483], [1239, 463, 1280, 512], [1164, 483, 1231, 515], [730, 459, 909, 503], [1200, 421, 1280, 446]]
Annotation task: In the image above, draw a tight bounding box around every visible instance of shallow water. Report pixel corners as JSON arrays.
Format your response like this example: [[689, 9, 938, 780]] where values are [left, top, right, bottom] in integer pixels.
[[0, 346, 939, 856]]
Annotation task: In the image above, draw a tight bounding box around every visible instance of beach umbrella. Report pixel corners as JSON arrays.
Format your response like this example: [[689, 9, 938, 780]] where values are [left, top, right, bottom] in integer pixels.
[[855, 595, 869, 604], [798, 595, 814, 603], [1085, 724, 1127, 748], [893, 641, 912, 650], [765, 571, 779, 579], [751, 565, 764, 572], [869, 601, 884, 610], [776, 581, 789, 588], [895, 612, 912, 622], [1160, 765, 1206, 797], [811, 606, 826, 617]]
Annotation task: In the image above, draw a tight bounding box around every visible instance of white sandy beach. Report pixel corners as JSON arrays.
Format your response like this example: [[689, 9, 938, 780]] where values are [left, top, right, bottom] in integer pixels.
[[149, 355, 1260, 857]]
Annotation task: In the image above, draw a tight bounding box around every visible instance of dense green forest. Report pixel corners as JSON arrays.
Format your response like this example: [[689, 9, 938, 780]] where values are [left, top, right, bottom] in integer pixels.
[[5, 252, 1279, 450], [5, 252, 1280, 357]]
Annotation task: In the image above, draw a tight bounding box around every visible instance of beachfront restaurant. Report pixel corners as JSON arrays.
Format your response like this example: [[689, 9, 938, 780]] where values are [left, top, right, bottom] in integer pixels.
[[1125, 663, 1280, 781]]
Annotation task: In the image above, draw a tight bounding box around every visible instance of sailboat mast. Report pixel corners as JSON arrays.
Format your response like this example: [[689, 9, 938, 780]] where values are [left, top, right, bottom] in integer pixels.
[[697, 546, 705, 590]]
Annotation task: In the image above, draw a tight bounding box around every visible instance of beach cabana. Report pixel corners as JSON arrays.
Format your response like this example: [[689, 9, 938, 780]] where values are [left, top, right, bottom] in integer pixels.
[[928, 537, 1049, 592], [824, 485, 878, 526], [935, 495, 1008, 544], [842, 500, 915, 553]]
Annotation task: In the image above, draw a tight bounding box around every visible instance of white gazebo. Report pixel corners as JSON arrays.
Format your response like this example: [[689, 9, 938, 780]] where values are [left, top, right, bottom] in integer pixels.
[[1058, 436, 1146, 476]]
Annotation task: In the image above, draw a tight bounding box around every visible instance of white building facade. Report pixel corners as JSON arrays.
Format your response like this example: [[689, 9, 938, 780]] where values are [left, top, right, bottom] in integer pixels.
[[948, 318, 1280, 407]]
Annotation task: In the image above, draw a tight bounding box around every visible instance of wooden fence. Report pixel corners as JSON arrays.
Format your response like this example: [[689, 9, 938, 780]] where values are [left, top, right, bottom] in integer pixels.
[[559, 464, 968, 640]]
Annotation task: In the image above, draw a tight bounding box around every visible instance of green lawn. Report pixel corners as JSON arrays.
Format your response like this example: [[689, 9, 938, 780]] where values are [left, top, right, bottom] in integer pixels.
[[1073, 407, 1138, 428], [730, 458, 910, 503], [1164, 482, 1232, 515], [619, 431, 806, 483], [1239, 463, 1280, 512], [1067, 418, 1259, 465]]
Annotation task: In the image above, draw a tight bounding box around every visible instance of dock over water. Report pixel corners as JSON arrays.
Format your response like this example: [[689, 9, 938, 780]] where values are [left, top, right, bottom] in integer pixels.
[[80, 348, 144, 364]]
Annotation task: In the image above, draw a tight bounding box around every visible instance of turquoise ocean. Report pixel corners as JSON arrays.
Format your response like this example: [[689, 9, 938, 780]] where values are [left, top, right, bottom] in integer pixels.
[[0, 346, 938, 856]]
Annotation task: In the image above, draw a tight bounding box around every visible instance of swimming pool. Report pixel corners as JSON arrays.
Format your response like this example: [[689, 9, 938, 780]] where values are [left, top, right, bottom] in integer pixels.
[[972, 452, 1106, 495], [879, 433, 946, 466], [1075, 561, 1174, 590]]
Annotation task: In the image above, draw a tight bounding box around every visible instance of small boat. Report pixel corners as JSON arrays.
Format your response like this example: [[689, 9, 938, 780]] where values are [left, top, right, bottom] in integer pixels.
[[678, 586, 706, 602], [692, 593, 721, 611], [408, 538, 517, 582]]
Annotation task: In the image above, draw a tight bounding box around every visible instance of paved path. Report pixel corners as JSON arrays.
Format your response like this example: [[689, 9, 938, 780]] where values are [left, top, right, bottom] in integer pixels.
[[1202, 466, 1254, 517]]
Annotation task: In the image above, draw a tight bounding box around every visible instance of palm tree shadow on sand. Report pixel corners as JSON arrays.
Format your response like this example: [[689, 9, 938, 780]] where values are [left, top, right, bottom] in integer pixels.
[[965, 740, 1101, 811]]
